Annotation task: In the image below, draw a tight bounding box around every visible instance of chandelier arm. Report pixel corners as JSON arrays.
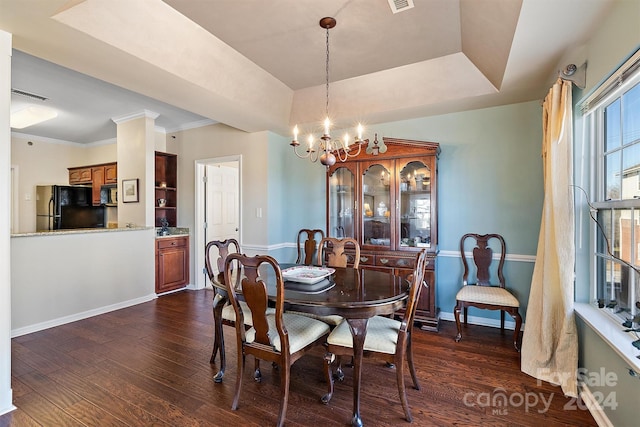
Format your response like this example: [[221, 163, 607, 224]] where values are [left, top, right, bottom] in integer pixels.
[[291, 143, 314, 160]]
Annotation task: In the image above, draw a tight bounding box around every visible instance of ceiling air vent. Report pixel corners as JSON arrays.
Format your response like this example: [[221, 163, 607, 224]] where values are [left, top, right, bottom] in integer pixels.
[[11, 88, 49, 101], [388, 0, 414, 14]]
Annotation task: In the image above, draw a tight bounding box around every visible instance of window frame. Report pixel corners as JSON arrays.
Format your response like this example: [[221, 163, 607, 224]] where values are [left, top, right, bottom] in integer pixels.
[[586, 58, 640, 328]]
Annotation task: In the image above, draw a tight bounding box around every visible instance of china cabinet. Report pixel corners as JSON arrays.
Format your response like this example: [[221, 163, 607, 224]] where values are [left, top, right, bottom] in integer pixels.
[[326, 137, 440, 330]]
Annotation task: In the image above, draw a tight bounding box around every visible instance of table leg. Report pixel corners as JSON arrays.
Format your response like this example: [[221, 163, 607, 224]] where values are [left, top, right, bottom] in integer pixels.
[[211, 291, 228, 383], [346, 318, 368, 427]]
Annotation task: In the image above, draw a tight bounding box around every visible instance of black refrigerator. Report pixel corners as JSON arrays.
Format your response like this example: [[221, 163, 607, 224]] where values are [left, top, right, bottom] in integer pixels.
[[36, 185, 105, 231]]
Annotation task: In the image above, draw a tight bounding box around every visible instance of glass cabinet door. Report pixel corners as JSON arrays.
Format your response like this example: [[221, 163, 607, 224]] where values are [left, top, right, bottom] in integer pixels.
[[399, 160, 432, 249], [362, 163, 392, 247], [328, 166, 355, 238]]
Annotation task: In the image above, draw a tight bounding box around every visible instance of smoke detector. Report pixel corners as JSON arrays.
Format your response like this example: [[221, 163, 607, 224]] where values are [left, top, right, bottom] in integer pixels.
[[387, 0, 414, 14]]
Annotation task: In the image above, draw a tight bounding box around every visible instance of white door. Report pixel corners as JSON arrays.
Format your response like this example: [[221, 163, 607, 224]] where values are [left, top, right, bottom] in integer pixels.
[[205, 163, 239, 243], [195, 157, 241, 289]]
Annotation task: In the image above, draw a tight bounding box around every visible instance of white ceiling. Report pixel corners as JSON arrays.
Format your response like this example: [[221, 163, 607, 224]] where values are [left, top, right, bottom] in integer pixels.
[[1, 0, 615, 144]]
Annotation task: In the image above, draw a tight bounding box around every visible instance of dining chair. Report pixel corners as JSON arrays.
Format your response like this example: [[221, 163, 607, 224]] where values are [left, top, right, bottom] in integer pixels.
[[296, 228, 325, 265], [322, 249, 428, 422], [205, 238, 275, 383], [317, 237, 360, 269], [453, 233, 522, 351], [224, 253, 331, 427], [290, 237, 361, 327]]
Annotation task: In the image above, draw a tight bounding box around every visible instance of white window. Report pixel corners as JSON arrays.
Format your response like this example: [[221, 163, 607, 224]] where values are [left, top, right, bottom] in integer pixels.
[[586, 53, 640, 325]]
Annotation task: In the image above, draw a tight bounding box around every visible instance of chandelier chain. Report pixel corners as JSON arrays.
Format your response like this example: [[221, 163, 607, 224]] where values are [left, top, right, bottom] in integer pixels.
[[325, 25, 330, 120], [290, 16, 366, 167]]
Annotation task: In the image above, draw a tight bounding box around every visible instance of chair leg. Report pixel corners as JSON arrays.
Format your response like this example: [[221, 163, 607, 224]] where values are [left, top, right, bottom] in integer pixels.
[[454, 301, 463, 342], [321, 352, 335, 404], [511, 309, 523, 352], [394, 353, 412, 423], [276, 363, 290, 427], [231, 352, 244, 410], [254, 357, 262, 382], [500, 310, 505, 331], [406, 334, 420, 391], [211, 294, 227, 383]]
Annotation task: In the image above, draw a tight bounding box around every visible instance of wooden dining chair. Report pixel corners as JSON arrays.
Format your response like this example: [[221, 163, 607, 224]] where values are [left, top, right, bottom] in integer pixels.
[[317, 237, 360, 269], [205, 238, 274, 383], [296, 228, 325, 265], [224, 253, 332, 427], [322, 249, 428, 422], [453, 233, 522, 351]]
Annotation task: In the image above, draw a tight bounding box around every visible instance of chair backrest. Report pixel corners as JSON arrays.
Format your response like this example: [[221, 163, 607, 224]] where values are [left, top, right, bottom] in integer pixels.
[[224, 253, 288, 352], [296, 228, 325, 265], [317, 237, 361, 268], [400, 249, 429, 333], [460, 233, 506, 288], [205, 239, 241, 282]]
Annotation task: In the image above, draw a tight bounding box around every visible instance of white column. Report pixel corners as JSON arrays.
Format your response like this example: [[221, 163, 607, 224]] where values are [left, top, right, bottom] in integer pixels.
[[112, 110, 158, 227], [0, 29, 16, 415]]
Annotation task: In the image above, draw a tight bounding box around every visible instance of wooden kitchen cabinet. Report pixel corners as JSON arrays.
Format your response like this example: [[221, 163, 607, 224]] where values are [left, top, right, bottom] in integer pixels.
[[156, 235, 189, 293], [104, 163, 117, 184], [91, 166, 105, 206], [68, 167, 92, 184], [326, 136, 440, 330], [68, 162, 117, 205]]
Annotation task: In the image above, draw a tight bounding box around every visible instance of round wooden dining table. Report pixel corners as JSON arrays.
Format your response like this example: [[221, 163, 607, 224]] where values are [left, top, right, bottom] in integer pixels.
[[210, 264, 410, 427]]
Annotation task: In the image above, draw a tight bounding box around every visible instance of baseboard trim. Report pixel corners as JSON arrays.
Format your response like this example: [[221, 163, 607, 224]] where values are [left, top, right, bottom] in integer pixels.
[[439, 311, 525, 331], [11, 293, 158, 338], [580, 383, 614, 427]]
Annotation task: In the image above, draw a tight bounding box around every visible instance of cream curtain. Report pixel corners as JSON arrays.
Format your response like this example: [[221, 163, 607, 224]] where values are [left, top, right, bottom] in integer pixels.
[[521, 78, 578, 397]]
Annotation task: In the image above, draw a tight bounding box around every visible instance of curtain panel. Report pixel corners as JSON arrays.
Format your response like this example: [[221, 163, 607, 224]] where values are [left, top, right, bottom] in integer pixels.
[[521, 78, 578, 397]]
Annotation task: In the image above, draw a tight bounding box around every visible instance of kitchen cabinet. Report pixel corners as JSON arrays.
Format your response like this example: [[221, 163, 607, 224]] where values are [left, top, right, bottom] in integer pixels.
[[104, 163, 117, 184], [156, 235, 189, 293], [68, 162, 117, 206], [68, 167, 92, 185], [326, 137, 440, 330], [155, 151, 177, 227]]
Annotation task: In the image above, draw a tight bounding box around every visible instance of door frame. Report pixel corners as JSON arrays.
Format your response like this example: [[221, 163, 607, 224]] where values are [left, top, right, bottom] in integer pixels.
[[194, 155, 242, 290]]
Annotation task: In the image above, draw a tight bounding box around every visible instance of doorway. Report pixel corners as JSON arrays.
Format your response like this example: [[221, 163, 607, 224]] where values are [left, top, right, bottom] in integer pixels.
[[194, 156, 241, 289]]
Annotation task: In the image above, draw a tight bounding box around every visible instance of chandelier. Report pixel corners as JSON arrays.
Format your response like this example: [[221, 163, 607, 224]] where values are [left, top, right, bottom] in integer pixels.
[[290, 17, 364, 167]]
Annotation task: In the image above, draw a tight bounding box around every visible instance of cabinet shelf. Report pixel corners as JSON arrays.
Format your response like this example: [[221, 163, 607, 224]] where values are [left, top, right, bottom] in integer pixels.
[[155, 151, 178, 227]]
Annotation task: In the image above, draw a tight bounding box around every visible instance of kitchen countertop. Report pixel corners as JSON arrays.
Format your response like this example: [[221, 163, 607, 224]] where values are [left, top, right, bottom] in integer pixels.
[[11, 226, 152, 238], [155, 227, 190, 238]]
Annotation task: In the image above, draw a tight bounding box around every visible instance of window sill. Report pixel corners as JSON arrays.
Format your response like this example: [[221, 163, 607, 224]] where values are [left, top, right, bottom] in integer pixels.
[[575, 303, 640, 372]]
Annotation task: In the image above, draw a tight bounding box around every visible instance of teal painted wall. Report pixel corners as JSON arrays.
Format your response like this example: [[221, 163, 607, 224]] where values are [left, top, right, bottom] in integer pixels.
[[268, 100, 543, 323], [268, 131, 325, 262]]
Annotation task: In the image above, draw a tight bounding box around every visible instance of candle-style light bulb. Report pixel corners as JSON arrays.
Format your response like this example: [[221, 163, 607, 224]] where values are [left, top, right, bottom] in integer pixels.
[[357, 123, 363, 140], [307, 134, 314, 150], [343, 133, 350, 147], [293, 125, 299, 142], [324, 117, 330, 136]]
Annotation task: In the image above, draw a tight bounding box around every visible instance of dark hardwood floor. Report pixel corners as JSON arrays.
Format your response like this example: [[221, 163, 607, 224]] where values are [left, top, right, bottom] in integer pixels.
[[1, 289, 596, 426]]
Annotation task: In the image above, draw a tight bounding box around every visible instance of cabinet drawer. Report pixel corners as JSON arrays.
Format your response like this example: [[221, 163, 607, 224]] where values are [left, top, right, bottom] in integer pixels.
[[358, 253, 375, 266], [376, 255, 415, 269], [157, 236, 188, 249]]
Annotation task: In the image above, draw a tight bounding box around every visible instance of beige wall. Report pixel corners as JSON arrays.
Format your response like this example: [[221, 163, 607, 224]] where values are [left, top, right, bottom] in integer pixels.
[[172, 123, 270, 247]]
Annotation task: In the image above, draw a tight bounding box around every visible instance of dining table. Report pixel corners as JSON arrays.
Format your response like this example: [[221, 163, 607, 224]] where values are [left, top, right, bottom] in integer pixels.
[[210, 263, 410, 427]]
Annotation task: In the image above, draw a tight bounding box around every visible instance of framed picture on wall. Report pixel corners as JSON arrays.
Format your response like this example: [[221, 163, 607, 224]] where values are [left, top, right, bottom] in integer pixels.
[[122, 179, 139, 203]]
